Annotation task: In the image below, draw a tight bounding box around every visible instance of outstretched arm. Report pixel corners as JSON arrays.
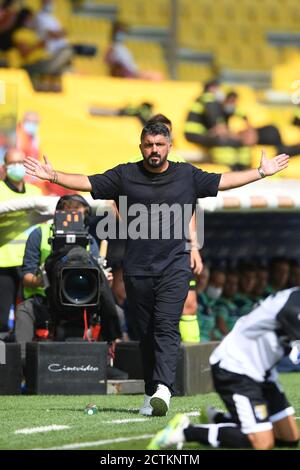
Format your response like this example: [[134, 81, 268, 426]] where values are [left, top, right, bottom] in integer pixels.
[[24, 155, 92, 192], [219, 150, 289, 190]]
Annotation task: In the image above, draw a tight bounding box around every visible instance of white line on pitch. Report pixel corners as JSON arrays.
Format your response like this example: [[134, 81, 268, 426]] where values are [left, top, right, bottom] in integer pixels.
[[33, 434, 154, 450], [103, 411, 200, 424], [103, 418, 148, 424], [15, 425, 70, 435]]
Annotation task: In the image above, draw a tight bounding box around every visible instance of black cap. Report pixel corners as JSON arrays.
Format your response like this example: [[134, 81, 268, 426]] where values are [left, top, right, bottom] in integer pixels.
[[56, 194, 92, 217]]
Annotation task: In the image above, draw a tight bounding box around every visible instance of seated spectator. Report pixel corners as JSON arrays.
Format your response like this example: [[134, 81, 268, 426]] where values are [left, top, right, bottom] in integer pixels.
[[16, 111, 40, 160], [185, 84, 300, 168], [34, 0, 95, 59], [184, 82, 251, 169], [0, 0, 18, 59], [105, 21, 163, 81], [34, 0, 73, 57], [12, 8, 72, 89], [214, 270, 240, 338], [197, 267, 226, 342], [266, 257, 290, 294], [184, 81, 244, 149], [224, 91, 300, 157], [251, 264, 269, 302], [235, 262, 256, 316], [289, 260, 300, 287]]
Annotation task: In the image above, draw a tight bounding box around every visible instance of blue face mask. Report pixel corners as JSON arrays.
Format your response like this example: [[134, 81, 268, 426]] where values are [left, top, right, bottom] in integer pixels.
[[43, 3, 53, 13], [23, 121, 39, 136], [6, 163, 26, 182], [0, 147, 7, 164], [115, 32, 127, 42]]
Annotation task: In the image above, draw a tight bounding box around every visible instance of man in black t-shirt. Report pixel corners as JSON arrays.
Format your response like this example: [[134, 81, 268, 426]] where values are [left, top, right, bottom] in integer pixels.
[[24, 123, 289, 416]]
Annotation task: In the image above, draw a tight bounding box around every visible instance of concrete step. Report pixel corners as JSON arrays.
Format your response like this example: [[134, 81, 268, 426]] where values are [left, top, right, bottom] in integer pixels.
[[107, 379, 144, 395]]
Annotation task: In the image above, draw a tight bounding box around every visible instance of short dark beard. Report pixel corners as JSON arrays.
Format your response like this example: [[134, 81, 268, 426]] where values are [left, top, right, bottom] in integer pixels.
[[147, 155, 164, 168]]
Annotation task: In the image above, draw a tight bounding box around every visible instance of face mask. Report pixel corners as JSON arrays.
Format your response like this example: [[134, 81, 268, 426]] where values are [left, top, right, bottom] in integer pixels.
[[43, 3, 54, 13], [206, 285, 223, 300], [0, 147, 6, 164], [23, 121, 39, 135], [23, 121, 39, 136], [214, 90, 225, 103], [223, 104, 236, 115], [115, 32, 127, 42], [6, 163, 25, 182]]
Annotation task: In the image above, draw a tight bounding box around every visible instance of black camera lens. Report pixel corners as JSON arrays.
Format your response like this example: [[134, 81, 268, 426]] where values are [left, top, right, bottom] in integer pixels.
[[61, 269, 98, 305]]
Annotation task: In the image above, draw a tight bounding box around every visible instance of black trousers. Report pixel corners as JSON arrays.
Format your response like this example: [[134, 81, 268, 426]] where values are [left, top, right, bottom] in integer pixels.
[[256, 125, 300, 156], [185, 132, 243, 148], [0, 267, 21, 332], [124, 270, 191, 396]]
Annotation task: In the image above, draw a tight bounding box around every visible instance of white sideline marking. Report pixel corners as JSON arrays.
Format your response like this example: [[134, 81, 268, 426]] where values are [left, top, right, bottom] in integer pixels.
[[34, 434, 154, 450], [103, 411, 200, 424], [15, 425, 70, 435], [103, 418, 147, 424], [186, 411, 200, 417], [33, 412, 201, 449]]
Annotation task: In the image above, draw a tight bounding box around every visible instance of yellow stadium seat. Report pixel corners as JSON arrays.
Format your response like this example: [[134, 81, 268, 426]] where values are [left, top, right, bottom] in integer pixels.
[[123, 40, 168, 77], [24, 0, 39, 11], [177, 62, 213, 83]]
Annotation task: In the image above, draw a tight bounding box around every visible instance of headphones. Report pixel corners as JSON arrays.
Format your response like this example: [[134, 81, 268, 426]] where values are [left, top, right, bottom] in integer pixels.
[[55, 194, 92, 218]]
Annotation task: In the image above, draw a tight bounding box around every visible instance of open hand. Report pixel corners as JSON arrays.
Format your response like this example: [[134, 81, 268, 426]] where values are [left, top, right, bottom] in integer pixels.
[[260, 149, 289, 176], [24, 155, 54, 181]]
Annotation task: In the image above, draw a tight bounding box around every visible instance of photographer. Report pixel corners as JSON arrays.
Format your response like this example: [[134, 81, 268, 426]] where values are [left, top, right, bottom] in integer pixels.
[[15, 194, 122, 360]]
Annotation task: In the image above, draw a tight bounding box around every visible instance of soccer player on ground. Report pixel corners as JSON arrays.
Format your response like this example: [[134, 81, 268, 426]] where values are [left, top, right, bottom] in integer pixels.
[[148, 288, 300, 449]]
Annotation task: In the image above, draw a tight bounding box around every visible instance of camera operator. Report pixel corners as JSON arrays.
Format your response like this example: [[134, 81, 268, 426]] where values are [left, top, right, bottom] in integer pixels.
[[15, 194, 122, 361]]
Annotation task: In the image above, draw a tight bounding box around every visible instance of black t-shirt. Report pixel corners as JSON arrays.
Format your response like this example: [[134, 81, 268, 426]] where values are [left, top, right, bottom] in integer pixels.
[[88, 161, 221, 275]]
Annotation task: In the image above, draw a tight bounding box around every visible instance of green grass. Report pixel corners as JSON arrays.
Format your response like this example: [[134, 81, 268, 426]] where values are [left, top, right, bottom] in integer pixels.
[[0, 374, 299, 450]]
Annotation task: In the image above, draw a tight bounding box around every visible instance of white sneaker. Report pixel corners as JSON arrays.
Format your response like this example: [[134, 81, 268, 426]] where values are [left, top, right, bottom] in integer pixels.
[[139, 394, 153, 416], [150, 384, 171, 417], [147, 413, 190, 450]]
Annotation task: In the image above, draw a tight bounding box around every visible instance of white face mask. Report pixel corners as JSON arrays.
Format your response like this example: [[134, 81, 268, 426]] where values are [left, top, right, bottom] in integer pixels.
[[6, 163, 26, 182], [206, 285, 223, 300], [214, 90, 225, 103]]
